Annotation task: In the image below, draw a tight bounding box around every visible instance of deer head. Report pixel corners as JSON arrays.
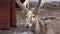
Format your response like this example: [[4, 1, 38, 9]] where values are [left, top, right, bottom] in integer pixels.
[[15, 0, 45, 29]]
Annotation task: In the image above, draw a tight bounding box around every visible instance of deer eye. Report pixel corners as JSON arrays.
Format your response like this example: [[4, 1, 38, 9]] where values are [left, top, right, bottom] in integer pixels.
[[33, 16, 35, 18], [25, 15, 27, 18]]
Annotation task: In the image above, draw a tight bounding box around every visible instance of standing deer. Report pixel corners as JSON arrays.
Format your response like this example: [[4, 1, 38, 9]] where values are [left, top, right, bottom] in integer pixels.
[[15, 0, 47, 34]]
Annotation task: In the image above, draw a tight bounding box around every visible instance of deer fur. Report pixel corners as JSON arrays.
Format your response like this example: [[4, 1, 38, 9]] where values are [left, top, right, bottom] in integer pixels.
[[15, 0, 47, 34]]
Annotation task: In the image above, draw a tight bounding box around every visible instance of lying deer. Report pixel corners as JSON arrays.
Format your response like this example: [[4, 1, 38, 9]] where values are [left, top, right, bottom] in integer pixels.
[[15, 0, 52, 34]]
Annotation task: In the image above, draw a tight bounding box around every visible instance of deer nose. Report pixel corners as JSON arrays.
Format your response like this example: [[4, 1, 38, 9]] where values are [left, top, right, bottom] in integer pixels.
[[26, 24, 29, 28]]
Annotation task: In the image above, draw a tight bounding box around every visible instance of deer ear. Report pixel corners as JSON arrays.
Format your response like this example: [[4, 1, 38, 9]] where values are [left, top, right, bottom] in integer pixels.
[[33, 9, 39, 15], [15, 0, 30, 14], [32, 0, 45, 15], [32, 0, 41, 15], [15, 0, 30, 19]]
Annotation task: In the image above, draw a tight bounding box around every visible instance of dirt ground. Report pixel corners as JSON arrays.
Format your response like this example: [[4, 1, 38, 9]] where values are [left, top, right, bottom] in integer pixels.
[[0, 9, 60, 34]]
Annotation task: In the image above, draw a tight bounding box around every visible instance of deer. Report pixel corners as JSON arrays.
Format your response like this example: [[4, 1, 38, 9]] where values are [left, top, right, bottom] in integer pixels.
[[15, 0, 55, 34], [15, 0, 46, 34]]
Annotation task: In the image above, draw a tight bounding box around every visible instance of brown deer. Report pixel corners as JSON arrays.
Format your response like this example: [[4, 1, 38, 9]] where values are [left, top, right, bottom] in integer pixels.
[[15, 0, 47, 34]]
